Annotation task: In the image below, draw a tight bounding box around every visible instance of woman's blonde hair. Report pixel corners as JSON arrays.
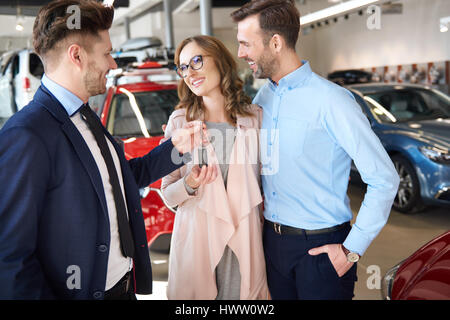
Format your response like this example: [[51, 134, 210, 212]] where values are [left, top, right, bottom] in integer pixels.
[[174, 35, 253, 123]]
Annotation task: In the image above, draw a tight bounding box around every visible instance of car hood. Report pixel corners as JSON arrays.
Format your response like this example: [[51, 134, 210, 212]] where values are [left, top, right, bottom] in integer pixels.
[[392, 231, 450, 300], [381, 118, 450, 149], [121, 136, 163, 160]]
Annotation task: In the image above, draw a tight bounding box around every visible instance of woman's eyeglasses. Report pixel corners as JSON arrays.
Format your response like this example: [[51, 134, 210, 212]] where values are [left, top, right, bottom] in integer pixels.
[[176, 55, 206, 78]]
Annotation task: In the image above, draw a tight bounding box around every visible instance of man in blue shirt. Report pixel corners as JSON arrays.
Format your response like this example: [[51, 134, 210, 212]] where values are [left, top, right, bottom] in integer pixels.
[[231, 0, 399, 299]]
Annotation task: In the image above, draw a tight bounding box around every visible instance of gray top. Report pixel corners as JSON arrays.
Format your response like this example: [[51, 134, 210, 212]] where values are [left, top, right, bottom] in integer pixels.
[[184, 121, 237, 194], [205, 121, 237, 187], [205, 121, 240, 300]]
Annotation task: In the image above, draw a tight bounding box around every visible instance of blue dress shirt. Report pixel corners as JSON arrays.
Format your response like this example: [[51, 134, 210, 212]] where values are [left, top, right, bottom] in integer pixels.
[[41, 74, 84, 116], [254, 61, 399, 256]]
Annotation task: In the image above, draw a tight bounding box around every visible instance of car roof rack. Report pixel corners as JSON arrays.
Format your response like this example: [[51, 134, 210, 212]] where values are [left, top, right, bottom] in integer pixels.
[[108, 60, 179, 86]]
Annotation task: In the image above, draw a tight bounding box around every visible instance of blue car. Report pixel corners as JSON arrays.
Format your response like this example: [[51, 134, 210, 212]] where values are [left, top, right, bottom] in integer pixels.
[[347, 83, 450, 213]]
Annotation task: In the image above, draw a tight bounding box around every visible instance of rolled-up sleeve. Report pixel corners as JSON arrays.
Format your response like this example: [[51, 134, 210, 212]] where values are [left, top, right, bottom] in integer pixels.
[[323, 88, 400, 256], [160, 113, 197, 208]]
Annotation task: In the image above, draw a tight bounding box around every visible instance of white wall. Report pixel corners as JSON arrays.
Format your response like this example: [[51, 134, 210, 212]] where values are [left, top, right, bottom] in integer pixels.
[[2, 0, 444, 78], [297, 0, 450, 76], [110, 0, 450, 77]]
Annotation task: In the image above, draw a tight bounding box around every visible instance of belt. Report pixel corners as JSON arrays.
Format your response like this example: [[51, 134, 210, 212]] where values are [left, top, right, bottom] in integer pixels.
[[265, 219, 350, 236], [104, 271, 132, 300]]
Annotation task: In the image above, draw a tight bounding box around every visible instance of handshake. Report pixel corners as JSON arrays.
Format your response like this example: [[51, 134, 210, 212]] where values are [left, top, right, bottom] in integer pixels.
[[167, 121, 219, 190]]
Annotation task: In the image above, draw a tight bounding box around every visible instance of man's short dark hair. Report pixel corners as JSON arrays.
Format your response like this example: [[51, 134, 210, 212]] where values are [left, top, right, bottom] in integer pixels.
[[230, 0, 300, 49], [32, 0, 114, 59]]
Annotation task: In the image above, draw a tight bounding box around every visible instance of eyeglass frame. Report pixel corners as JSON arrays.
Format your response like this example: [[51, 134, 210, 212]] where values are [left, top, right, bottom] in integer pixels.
[[175, 54, 210, 78]]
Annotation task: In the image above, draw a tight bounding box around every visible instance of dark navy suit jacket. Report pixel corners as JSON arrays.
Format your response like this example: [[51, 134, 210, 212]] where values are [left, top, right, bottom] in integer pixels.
[[0, 86, 182, 299]]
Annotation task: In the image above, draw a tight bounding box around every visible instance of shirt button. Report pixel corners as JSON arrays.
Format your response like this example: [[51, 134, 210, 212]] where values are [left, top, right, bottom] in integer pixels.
[[98, 245, 108, 253], [93, 291, 103, 300], [272, 192, 276, 196], [272, 214, 276, 219]]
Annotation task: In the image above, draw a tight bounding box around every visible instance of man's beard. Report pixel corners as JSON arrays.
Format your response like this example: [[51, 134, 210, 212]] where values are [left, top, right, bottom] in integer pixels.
[[83, 62, 107, 97], [253, 51, 277, 79]]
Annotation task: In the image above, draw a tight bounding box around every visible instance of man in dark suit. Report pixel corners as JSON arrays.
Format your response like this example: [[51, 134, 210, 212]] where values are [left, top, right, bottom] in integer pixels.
[[0, 0, 201, 300]]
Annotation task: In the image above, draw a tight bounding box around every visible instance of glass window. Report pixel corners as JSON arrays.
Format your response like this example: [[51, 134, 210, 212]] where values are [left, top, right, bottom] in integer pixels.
[[365, 88, 450, 123], [29, 53, 44, 78], [88, 93, 107, 116], [12, 55, 19, 78], [0, 53, 14, 75], [107, 89, 178, 137]]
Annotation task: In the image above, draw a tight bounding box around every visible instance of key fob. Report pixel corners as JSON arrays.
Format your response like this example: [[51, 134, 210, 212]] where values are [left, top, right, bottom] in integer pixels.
[[198, 147, 208, 168]]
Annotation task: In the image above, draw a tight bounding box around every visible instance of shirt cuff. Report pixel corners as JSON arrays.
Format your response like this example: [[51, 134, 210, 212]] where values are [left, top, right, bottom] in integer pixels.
[[183, 175, 198, 196], [342, 225, 372, 257]]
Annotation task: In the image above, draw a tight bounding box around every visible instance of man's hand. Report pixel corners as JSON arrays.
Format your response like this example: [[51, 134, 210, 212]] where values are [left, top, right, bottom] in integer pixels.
[[171, 122, 206, 154], [308, 244, 353, 277]]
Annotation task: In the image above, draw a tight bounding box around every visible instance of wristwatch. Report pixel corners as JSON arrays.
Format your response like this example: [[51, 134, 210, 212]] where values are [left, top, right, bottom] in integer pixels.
[[342, 245, 360, 263]]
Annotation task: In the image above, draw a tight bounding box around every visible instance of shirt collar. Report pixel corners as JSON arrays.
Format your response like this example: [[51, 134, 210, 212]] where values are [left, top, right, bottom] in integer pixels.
[[41, 74, 84, 117], [269, 60, 312, 91]]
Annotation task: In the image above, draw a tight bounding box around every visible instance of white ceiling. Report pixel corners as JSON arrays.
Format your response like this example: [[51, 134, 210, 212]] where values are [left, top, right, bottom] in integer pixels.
[[0, 1, 399, 42]]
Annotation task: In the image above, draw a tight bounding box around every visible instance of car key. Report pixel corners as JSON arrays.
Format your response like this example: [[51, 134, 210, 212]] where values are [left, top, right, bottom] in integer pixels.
[[198, 121, 208, 168]]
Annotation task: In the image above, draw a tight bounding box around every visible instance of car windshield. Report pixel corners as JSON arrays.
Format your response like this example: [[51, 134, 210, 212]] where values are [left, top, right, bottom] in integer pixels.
[[107, 88, 178, 137], [363, 88, 450, 123]]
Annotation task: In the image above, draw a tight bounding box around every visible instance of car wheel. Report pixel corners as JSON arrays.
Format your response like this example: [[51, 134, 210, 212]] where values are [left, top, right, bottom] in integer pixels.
[[391, 155, 424, 213]]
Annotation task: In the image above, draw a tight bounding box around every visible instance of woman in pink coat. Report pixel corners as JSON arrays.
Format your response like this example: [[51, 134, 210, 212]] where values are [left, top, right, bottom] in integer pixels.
[[161, 35, 269, 300]]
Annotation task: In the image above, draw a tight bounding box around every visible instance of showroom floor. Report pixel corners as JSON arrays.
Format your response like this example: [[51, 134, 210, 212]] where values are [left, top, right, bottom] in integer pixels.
[[138, 182, 450, 300]]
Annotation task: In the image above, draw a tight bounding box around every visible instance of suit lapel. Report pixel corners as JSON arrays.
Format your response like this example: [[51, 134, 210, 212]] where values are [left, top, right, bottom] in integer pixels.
[[226, 125, 262, 222], [196, 116, 262, 226], [61, 121, 109, 218], [35, 86, 109, 219]]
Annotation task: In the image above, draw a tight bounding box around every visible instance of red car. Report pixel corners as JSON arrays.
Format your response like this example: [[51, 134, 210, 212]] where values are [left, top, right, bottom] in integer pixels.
[[89, 62, 179, 253], [381, 230, 450, 300]]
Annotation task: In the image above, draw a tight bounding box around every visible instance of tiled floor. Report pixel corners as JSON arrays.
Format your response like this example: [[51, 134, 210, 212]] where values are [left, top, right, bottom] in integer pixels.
[[138, 182, 450, 300]]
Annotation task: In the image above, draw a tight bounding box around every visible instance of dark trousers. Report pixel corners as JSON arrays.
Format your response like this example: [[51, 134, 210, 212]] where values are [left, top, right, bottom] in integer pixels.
[[104, 272, 137, 300], [263, 220, 357, 300]]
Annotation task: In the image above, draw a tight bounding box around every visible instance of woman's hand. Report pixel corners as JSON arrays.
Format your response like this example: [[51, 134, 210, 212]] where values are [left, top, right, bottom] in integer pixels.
[[185, 164, 218, 189]]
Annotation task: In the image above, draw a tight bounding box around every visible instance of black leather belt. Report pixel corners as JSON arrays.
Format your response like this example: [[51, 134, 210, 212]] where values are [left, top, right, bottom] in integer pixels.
[[104, 271, 132, 300], [265, 220, 350, 236]]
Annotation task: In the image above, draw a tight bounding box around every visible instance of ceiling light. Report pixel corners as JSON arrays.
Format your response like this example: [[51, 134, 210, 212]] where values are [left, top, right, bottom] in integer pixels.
[[16, 6, 24, 32], [300, 0, 380, 26], [103, 0, 115, 7], [440, 16, 450, 33]]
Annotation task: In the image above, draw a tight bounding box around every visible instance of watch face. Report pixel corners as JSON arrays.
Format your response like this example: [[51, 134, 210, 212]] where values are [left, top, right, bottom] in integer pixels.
[[348, 253, 360, 263]]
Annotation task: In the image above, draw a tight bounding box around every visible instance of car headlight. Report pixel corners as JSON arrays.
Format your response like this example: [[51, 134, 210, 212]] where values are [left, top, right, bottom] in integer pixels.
[[419, 146, 450, 165], [381, 262, 402, 300], [139, 187, 150, 199]]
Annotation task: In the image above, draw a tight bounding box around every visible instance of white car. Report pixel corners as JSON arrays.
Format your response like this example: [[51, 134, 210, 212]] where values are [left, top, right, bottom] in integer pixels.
[[0, 49, 44, 128], [111, 37, 172, 68]]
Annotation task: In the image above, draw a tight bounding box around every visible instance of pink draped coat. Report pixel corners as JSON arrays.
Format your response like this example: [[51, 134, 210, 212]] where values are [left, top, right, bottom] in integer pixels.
[[161, 105, 269, 300]]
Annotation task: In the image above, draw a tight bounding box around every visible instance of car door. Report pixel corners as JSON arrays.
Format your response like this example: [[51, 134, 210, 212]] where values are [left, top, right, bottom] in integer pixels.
[[0, 54, 17, 128], [27, 52, 44, 107]]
